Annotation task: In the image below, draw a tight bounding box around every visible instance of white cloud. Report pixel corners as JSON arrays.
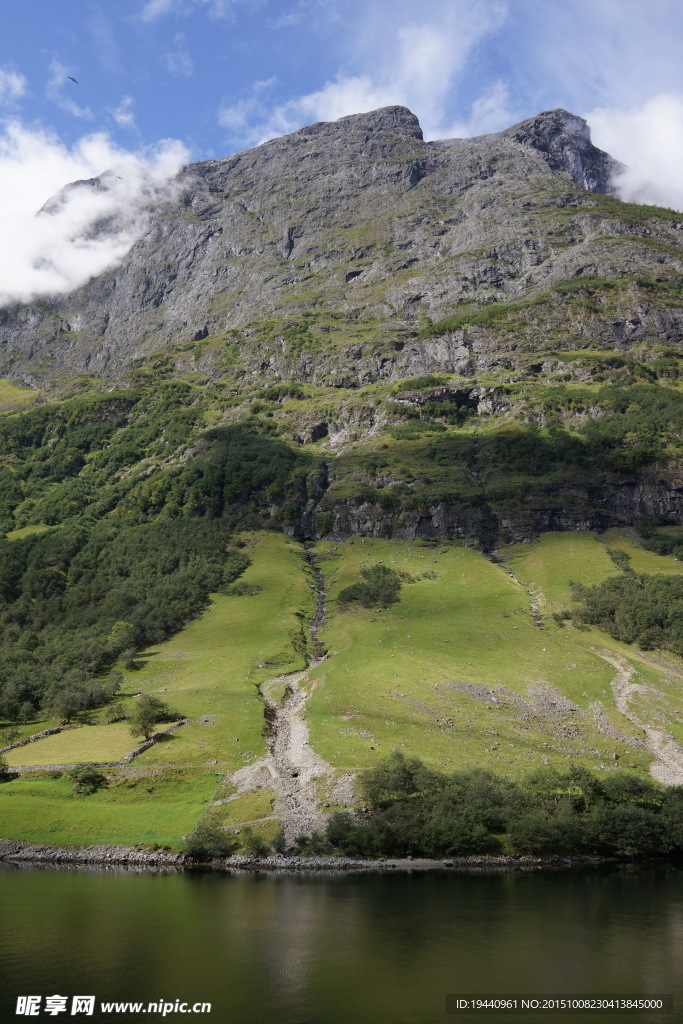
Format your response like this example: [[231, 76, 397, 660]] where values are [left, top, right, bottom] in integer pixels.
[[141, 0, 177, 20], [220, 1, 508, 146], [439, 81, 514, 139], [587, 94, 683, 213], [0, 66, 26, 105], [163, 34, 195, 76], [0, 122, 188, 306], [141, 0, 248, 20], [47, 59, 93, 120], [113, 95, 136, 128]]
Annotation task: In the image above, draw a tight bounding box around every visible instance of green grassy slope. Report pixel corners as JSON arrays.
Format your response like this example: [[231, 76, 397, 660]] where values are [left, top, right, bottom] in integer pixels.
[[3, 528, 683, 847], [4, 723, 139, 767], [129, 531, 312, 768], [305, 539, 649, 777], [0, 770, 216, 848]]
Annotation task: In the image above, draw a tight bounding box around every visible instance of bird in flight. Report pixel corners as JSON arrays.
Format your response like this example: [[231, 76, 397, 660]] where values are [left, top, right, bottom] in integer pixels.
[[67, 76, 79, 84]]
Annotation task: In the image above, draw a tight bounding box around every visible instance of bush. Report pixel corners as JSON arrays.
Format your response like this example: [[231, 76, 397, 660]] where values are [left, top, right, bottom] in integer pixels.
[[338, 564, 403, 610], [242, 827, 271, 858], [572, 573, 683, 655], [185, 817, 239, 860], [103, 704, 129, 724], [224, 581, 263, 597], [70, 766, 108, 795], [325, 753, 680, 860], [129, 695, 181, 741], [272, 829, 287, 854]]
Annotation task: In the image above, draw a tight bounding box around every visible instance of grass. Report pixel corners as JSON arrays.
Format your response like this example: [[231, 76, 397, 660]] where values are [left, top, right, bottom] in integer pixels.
[[501, 530, 683, 614], [500, 532, 620, 611], [123, 531, 313, 769], [497, 531, 683, 755], [212, 787, 281, 849], [3, 723, 142, 766], [5, 524, 55, 542], [601, 528, 683, 575], [0, 769, 217, 848], [0, 378, 39, 413], [305, 538, 650, 777], [6, 529, 683, 847]]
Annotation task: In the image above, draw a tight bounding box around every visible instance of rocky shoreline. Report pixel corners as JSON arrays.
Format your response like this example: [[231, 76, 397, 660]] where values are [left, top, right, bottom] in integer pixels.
[[0, 838, 614, 873]]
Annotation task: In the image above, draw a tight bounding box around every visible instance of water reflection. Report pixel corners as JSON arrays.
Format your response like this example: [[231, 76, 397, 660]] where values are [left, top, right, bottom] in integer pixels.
[[0, 865, 682, 1024]]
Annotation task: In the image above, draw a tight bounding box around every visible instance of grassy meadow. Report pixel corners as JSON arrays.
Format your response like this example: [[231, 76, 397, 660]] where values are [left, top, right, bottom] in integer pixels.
[[0, 379, 39, 413], [4, 723, 139, 767], [126, 530, 313, 769], [0, 770, 217, 849], [305, 538, 651, 777], [3, 528, 683, 847]]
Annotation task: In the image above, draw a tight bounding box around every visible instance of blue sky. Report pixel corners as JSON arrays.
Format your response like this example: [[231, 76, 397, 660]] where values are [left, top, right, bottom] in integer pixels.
[[1, 0, 682, 304], [2, 0, 683, 156]]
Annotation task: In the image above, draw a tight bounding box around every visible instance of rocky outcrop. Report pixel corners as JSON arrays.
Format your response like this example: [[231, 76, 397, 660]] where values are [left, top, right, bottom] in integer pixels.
[[500, 109, 621, 193], [1, 106, 678, 386], [294, 471, 683, 547], [0, 839, 184, 866]]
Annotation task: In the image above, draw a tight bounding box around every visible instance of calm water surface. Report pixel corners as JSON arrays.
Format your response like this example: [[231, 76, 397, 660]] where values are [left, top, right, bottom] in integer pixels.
[[0, 864, 681, 1024]]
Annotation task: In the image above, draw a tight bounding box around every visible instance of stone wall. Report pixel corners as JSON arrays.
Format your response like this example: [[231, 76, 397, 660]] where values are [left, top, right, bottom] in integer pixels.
[[6, 719, 189, 773]]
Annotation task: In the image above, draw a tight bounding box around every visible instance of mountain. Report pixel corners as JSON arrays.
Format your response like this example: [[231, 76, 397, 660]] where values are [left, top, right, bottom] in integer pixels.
[[2, 108, 683, 849], [1, 104, 677, 386], [0, 104, 682, 545]]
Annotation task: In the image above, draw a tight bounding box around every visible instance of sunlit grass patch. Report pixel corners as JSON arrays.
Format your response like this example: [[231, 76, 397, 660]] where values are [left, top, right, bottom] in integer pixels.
[[0, 769, 217, 848], [4, 723, 142, 766], [0, 378, 39, 412], [127, 531, 313, 769], [500, 532, 619, 611], [306, 538, 633, 776]]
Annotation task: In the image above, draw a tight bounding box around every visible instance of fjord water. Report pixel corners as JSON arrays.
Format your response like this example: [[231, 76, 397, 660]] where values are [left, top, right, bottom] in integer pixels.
[[1, 866, 682, 1024]]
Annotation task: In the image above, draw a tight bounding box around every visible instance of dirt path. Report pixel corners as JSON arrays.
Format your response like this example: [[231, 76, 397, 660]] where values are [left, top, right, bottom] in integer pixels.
[[226, 548, 353, 845], [593, 649, 683, 786]]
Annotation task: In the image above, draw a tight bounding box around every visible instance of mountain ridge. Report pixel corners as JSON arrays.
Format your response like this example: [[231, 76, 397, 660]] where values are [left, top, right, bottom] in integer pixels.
[[0, 105, 654, 390]]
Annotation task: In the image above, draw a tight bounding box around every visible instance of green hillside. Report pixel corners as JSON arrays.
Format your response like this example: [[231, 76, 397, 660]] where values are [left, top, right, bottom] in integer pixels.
[[3, 528, 683, 851], [1, 110, 683, 855]]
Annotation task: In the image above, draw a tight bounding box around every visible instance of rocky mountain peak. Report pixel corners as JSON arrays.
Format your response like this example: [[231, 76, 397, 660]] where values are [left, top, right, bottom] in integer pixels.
[[1, 103, 675, 390], [293, 104, 424, 141], [500, 107, 621, 194]]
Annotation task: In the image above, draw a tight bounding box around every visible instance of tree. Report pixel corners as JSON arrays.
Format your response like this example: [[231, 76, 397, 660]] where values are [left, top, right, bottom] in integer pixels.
[[0, 753, 11, 781], [129, 694, 179, 741], [70, 766, 108, 795], [185, 817, 238, 859], [338, 564, 403, 610], [106, 621, 138, 659], [243, 827, 271, 858]]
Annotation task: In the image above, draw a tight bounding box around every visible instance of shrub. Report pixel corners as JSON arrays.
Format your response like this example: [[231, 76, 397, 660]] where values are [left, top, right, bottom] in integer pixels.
[[129, 695, 181, 741], [242, 827, 271, 858], [70, 766, 108, 795], [573, 573, 683, 655], [185, 817, 238, 859], [338, 564, 403, 610], [224, 581, 263, 596], [325, 753, 680, 860]]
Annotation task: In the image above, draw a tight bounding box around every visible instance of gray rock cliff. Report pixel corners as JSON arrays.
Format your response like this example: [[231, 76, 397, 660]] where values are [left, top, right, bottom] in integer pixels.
[[1, 105, 667, 387]]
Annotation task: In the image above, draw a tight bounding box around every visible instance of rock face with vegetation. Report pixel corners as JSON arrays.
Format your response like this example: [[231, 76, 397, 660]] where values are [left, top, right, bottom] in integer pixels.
[[0, 105, 681, 548], [0, 104, 675, 383]]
